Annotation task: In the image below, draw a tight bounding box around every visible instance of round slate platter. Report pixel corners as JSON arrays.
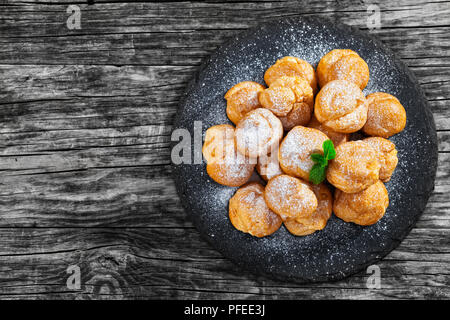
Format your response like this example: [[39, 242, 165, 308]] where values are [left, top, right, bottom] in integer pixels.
[[171, 16, 438, 283]]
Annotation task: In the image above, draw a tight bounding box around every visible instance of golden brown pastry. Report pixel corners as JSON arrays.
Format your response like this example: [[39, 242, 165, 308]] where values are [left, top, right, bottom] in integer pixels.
[[259, 81, 296, 117], [229, 183, 282, 237], [334, 180, 389, 226], [284, 183, 332, 236], [225, 81, 265, 125], [259, 76, 314, 125], [202, 124, 235, 164], [264, 175, 318, 221], [256, 150, 283, 181], [362, 92, 407, 138], [264, 56, 318, 94], [202, 124, 255, 187], [317, 49, 369, 90], [278, 126, 329, 181], [279, 101, 314, 132], [235, 108, 283, 159], [307, 115, 349, 147], [314, 80, 368, 133], [326, 140, 381, 193], [363, 137, 398, 182], [259, 76, 314, 131]]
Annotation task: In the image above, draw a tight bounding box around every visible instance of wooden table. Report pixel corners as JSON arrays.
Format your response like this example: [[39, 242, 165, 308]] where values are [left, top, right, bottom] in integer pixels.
[[0, 0, 449, 299]]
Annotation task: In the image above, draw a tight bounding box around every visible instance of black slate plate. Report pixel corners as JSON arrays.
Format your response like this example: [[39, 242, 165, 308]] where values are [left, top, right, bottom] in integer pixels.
[[171, 17, 438, 283]]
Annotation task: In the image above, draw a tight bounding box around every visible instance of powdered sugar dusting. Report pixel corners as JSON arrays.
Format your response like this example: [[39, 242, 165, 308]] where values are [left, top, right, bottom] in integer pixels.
[[279, 126, 328, 176], [235, 108, 283, 158], [265, 175, 318, 221]]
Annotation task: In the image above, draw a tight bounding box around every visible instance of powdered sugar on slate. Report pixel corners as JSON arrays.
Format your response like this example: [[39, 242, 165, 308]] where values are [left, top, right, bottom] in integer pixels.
[[173, 16, 437, 282]]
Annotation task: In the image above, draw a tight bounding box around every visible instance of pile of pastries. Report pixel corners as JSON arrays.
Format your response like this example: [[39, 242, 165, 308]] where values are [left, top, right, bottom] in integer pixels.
[[202, 49, 407, 237]]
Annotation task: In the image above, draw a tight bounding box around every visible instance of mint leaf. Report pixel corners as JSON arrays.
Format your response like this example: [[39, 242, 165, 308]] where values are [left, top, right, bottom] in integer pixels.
[[308, 139, 335, 184], [309, 163, 326, 185], [323, 139, 336, 160], [311, 153, 325, 165]]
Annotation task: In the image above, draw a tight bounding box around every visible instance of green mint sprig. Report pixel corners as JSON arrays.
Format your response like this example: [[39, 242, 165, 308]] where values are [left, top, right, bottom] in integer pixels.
[[309, 139, 336, 185]]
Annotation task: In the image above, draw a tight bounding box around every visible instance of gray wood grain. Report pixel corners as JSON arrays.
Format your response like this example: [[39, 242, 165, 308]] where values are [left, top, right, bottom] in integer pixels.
[[0, 0, 449, 299]]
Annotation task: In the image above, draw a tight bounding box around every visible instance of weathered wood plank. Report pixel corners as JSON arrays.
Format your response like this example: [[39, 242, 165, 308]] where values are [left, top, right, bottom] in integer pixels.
[[0, 27, 449, 67], [1, 2, 449, 67], [1, 1, 450, 38], [430, 99, 450, 131], [0, 227, 448, 299], [0, 65, 195, 102]]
